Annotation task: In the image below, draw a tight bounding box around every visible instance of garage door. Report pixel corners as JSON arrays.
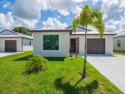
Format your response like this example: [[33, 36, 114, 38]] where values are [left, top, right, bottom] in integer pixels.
[[5, 40, 16, 52], [87, 39, 105, 54]]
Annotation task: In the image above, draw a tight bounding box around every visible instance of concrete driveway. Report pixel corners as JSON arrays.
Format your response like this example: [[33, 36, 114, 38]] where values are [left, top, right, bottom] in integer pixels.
[[85, 55, 125, 93], [0, 52, 21, 57]]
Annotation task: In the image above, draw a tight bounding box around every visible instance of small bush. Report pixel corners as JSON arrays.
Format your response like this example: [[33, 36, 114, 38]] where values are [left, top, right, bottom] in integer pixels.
[[26, 55, 47, 73]]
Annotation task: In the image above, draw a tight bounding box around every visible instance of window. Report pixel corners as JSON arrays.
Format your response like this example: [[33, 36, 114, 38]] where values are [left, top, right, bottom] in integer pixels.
[[29, 41, 32, 45], [43, 35, 59, 50], [117, 40, 120, 47]]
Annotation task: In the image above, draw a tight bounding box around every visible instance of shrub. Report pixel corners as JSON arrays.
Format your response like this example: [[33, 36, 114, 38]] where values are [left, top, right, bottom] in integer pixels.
[[26, 55, 47, 73]]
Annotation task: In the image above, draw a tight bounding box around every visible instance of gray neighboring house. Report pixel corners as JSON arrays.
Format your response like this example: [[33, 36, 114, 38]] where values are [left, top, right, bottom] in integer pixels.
[[30, 26, 116, 57], [0, 29, 33, 52], [113, 34, 125, 52]]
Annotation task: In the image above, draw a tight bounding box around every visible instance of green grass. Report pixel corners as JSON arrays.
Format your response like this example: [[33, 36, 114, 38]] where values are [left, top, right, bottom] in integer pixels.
[[0, 52, 123, 94], [113, 51, 125, 56]]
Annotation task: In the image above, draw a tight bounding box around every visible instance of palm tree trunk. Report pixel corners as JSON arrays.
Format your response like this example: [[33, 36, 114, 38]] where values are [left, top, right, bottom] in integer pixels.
[[82, 24, 87, 78]]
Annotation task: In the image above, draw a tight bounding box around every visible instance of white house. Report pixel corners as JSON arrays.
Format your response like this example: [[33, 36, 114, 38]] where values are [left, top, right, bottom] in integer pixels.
[[30, 26, 116, 57], [0, 30, 33, 52], [113, 34, 125, 52]]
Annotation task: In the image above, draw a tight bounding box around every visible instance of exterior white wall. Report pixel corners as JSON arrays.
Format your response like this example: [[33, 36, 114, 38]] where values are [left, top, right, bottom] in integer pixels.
[[70, 35, 113, 55], [105, 35, 113, 54], [0, 38, 22, 52], [113, 36, 125, 52], [33, 32, 114, 57], [23, 38, 33, 51], [33, 32, 70, 57], [70, 35, 84, 55]]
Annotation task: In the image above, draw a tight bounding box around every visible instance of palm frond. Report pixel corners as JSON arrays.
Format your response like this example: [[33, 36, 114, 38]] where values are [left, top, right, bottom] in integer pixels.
[[89, 7, 105, 38], [80, 4, 91, 26], [72, 17, 80, 32], [72, 4, 105, 37], [90, 20, 105, 38], [91, 8, 103, 22]]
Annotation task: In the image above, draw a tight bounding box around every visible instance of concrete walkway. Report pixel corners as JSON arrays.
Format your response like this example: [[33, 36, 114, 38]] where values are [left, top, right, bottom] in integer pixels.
[[85, 55, 125, 93], [0, 52, 21, 57]]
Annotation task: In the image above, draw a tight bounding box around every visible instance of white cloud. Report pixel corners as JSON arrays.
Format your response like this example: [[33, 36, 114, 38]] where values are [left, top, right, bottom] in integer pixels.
[[72, 0, 84, 3], [104, 16, 125, 34], [9, 0, 41, 28], [92, 0, 99, 5], [36, 0, 83, 16], [72, 6, 82, 15], [3, 0, 83, 29], [73, 5, 82, 17], [12, 0, 41, 20], [119, 0, 125, 8], [9, 0, 83, 30], [115, 17, 125, 34], [0, 12, 20, 29], [0, 12, 38, 29], [102, 0, 125, 34], [3, 2, 11, 8], [42, 17, 68, 29], [12, 0, 83, 17], [105, 20, 119, 31], [15, 17, 38, 28], [102, 0, 121, 21], [57, 9, 70, 16]]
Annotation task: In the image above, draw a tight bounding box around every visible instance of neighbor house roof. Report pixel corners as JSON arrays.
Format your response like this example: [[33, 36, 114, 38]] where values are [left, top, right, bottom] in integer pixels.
[[0, 29, 33, 39], [113, 34, 125, 38]]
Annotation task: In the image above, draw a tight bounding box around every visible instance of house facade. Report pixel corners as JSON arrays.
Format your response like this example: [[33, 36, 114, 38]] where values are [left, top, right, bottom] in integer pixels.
[[113, 34, 125, 52], [0, 30, 33, 52], [30, 26, 116, 57]]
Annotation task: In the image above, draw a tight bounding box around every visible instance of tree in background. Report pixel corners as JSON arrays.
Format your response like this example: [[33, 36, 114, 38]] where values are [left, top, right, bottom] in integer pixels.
[[13, 26, 31, 35], [72, 4, 105, 78]]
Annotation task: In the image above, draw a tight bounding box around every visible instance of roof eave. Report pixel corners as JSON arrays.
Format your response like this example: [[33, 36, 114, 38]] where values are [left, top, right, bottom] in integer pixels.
[[71, 33, 117, 36], [29, 29, 72, 32]]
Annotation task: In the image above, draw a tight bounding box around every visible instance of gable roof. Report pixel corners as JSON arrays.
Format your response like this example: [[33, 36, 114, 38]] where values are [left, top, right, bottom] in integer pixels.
[[0, 29, 33, 39], [66, 25, 91, 32], [66, 25, 116, 35]]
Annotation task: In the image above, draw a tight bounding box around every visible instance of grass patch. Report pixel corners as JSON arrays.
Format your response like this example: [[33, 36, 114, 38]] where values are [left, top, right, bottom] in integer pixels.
[[113, 51, 125, 56], [0, 52, 123, 94]]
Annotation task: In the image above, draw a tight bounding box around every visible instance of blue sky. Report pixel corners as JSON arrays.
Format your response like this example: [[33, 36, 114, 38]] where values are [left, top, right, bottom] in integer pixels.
[[0, 0, 125, 34]]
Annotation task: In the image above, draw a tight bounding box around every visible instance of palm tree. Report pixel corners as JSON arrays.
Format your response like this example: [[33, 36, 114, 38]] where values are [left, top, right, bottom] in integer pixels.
[[72, 4, 105, 78]]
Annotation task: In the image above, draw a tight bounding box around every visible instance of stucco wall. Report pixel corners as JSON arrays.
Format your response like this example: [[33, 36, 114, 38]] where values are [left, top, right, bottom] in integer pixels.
[[70, 35, 113, 55], [70, 35, 84, 55], [23, 38, 33, 51], [0, 38, 22, 52], [33, 32, 70, 57], [113, 36, 125, 52], [33, 32, 114, 57]]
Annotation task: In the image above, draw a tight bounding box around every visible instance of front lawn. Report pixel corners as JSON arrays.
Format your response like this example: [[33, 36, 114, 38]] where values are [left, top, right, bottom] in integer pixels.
[[0, 52, 123, 94], [114, 51, 125, 56]]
